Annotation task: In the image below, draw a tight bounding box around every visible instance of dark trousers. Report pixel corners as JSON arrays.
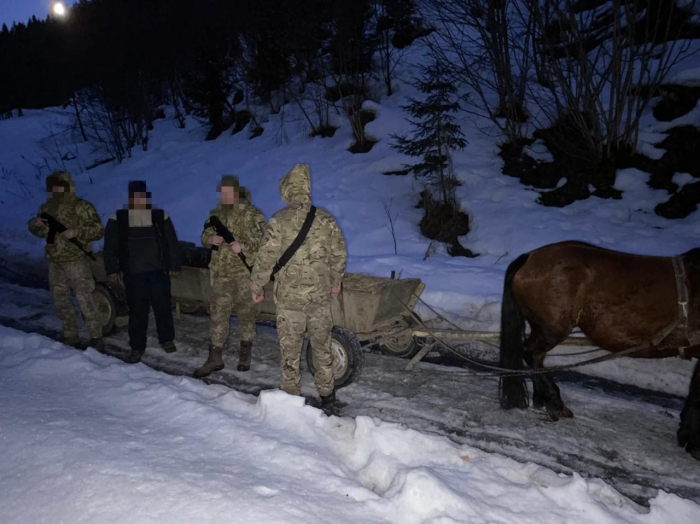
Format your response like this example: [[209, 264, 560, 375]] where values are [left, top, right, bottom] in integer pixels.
[[124, 271, 174, 353]]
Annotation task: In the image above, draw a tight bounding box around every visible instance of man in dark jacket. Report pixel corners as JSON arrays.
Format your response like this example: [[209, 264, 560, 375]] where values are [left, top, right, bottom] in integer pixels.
[[103, 181, 181, 363]]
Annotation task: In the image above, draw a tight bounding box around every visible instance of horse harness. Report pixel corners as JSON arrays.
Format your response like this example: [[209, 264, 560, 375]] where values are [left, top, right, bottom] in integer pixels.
[[389, 255, 698, 376], [672, 256, 697, 359]]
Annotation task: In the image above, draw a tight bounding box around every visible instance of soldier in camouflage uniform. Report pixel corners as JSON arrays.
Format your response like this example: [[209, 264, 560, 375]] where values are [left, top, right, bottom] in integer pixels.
[[250, 164, 347, 404], [194, 176, 267, 378], [28, 171, 105, 351]]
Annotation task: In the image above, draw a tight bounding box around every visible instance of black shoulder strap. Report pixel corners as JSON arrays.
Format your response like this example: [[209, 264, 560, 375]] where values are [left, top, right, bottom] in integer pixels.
[[116, 210, 129, 271], [151, 209, 171, 271], [116, 209, 129, 236], [152, 209, 165, 225], [272, 206, 317, 277]]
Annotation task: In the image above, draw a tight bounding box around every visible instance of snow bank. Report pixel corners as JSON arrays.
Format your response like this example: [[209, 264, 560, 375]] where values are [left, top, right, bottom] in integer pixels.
[[0, 326, 698, 523]]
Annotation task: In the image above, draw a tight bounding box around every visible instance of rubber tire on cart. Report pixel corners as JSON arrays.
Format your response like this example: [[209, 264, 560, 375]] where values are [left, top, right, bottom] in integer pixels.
[[93, 284, 117, 336], [378, 314, 425, 359], [177, 300, 203, 314], [306, 327, 364, 389]]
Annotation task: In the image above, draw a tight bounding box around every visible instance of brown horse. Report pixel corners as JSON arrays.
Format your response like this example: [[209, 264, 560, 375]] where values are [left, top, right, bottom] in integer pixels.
[[498, 241, 700, 459]]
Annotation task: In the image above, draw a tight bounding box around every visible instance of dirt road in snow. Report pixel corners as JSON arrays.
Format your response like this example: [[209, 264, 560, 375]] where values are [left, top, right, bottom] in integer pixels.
[[0, 276, 698, 506]]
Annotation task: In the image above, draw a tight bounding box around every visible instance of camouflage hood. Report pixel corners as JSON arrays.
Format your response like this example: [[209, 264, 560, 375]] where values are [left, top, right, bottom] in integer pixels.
[[30, 170, 104, 264], [46, 171, 77, 205], [239, 189, 251, 205], [280, 164, 311, 205]]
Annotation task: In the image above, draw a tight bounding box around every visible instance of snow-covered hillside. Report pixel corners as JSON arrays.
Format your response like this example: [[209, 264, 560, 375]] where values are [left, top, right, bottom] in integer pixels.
[[1, 40, 699, 330], [1, 326, 698, 523]]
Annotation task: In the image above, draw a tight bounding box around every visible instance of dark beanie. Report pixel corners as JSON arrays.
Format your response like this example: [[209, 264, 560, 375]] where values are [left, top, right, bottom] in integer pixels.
[[220, 175, 240, 188], [128, 180, 147, 194]]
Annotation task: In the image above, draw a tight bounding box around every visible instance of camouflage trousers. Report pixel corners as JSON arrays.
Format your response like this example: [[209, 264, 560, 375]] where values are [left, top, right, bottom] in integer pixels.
[[276, 301, 334, 397], [210, 272, 258, 348], [48, 258, 102, 340]]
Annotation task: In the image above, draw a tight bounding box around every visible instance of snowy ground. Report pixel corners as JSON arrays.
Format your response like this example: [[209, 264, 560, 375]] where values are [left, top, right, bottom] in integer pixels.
[[1, 277, 699, 513], [2, 325, 699, 524]]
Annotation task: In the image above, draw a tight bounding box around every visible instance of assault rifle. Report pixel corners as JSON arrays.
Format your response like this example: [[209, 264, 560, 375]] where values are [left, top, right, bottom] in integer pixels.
[[40, 212, 96, 261], [205, 215, 253, 273]]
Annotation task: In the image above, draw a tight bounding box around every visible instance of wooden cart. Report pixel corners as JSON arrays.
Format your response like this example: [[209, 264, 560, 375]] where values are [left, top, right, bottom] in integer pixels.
[[89, 245, 426, 388]]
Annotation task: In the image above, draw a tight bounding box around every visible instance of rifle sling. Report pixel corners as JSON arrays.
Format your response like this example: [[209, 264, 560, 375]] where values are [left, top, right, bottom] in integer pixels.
[[41, 212, 95, 261], [272, 206, 317, 278], [206, 216, 253, 273]]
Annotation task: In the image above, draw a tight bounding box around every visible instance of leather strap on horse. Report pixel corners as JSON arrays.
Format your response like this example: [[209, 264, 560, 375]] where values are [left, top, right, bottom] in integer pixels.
[[386, 256, 695, 374], [391, 290, 688, 377], [672, 256, 693, 358]]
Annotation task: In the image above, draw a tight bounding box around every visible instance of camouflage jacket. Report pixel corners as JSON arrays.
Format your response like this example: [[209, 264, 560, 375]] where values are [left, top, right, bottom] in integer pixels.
[[250, 164, 347, 309], [202, 202, 267, 277], [28, 171, 104, 264]]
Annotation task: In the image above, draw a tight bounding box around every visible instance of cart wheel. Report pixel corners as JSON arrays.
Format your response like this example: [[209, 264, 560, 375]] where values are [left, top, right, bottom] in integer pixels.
[[177, 300, 202, 314], [306, 327, 364, 389], [93, 284, 117, 336], [378, 315, 425, 359]]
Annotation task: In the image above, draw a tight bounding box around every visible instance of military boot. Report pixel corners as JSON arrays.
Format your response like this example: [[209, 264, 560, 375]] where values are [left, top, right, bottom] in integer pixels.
[[319, 391, 345, 417], [237, 341, 252, 372], [193, 345, 224, 378], [63, 336, 80, 349], [320, 390, 336, 406], [89, 338, 106, 353], [125, 349, 144, 364], [161, 341, 177, 354]]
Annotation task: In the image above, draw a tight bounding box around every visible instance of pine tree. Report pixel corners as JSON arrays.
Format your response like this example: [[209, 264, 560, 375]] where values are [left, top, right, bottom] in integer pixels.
[[392, 62, 467, 206]]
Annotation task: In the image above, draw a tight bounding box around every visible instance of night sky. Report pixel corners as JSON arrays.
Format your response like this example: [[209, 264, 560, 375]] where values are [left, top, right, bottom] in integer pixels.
[[1, 0, 79, 27]]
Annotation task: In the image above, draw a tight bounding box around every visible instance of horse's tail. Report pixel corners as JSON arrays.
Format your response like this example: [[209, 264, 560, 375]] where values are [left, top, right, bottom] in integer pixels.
[[499, 254, 530, 409]]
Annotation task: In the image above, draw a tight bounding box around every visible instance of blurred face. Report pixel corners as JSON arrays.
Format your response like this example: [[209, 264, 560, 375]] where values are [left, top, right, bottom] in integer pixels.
[[49, 184, 66, 200], [220, 186, 239, 205], [129, 192, 150, 209]]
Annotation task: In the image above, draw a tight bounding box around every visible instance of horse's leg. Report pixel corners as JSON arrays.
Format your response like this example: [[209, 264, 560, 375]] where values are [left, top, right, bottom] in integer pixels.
[[523, 330, 546, 409], [678, 360, 700, 460], [524, 327, 573, 421]]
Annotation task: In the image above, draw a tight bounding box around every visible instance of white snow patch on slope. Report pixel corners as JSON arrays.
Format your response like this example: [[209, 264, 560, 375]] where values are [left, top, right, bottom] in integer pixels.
[[674, 172, 699, 189]]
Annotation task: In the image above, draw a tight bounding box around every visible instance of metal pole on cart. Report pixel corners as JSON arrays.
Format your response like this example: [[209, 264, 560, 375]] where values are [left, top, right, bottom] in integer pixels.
[[404, 329, 593, 372]]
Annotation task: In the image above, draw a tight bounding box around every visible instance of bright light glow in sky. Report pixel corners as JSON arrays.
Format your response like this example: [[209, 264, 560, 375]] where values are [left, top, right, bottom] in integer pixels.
[[1, 1, 78, 27], [52, 2, 66, 17]]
